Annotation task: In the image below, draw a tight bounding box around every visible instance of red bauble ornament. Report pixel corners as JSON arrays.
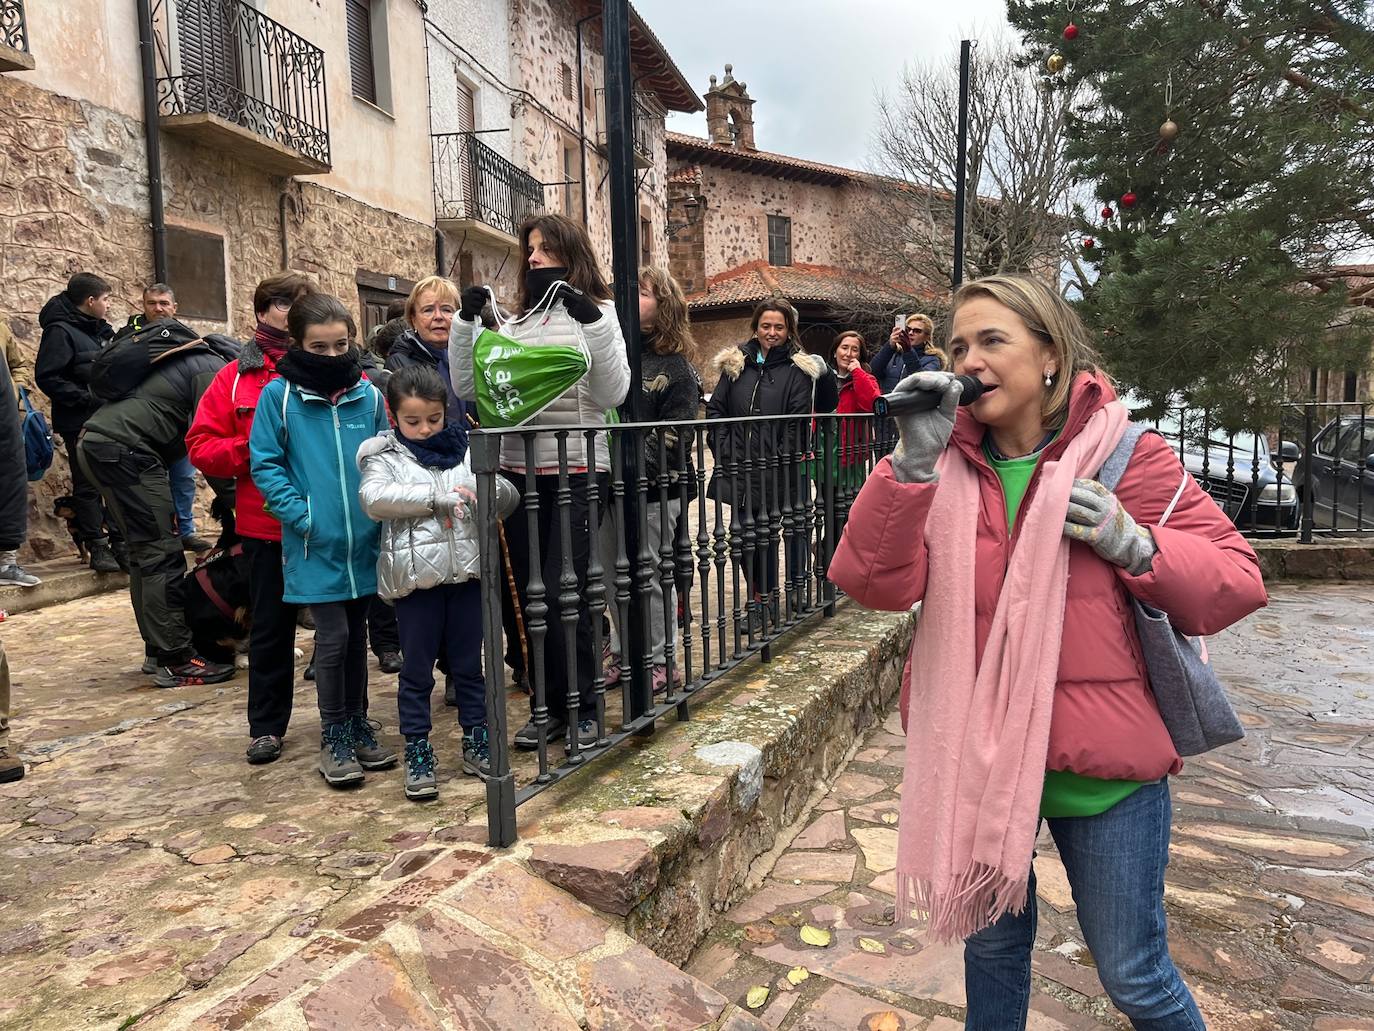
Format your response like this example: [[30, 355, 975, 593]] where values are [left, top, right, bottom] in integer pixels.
[[1083, 237, 1096, 249], [1101, 206, 1114, 219], [1121, 191, 1138, 209], [1063, 22, 1079, 41]]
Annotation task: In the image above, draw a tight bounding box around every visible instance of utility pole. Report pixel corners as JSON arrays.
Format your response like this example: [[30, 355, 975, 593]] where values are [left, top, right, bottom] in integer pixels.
[[952, 38, 972, 290]]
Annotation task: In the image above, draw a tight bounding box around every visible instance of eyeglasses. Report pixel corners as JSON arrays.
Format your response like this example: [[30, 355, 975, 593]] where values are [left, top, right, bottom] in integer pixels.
[[269, 297, 293, 311]]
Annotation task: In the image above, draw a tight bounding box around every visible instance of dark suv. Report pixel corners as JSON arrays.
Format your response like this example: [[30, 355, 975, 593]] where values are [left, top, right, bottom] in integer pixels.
[[1293, 415, 1374, 531]]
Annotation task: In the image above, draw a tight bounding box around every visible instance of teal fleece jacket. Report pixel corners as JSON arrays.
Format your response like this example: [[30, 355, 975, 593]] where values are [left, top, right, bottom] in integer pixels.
[[249, 376, 390, 604]]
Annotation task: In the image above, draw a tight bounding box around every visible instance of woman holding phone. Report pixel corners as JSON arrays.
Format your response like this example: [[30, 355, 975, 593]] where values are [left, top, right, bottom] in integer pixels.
[[872, 313, 946, 394]]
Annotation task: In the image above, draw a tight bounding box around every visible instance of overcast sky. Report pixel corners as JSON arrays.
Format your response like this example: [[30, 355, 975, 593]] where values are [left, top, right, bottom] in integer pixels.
[[635, 0, 1013, 170]]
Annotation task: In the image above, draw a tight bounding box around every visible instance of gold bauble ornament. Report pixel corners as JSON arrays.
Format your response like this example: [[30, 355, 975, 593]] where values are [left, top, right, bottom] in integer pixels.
[[1159, 118, 1180, 142], [1046, 52, 1066, 73]]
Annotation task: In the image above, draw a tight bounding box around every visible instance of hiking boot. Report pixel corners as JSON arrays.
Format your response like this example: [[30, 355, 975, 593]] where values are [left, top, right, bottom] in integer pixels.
[[377, 650, 403, 675], [89, 540, 121, 574], [564, 719, 599, 753], [181, 533, 214, 553], [246, 735, 283, 765], [602, 641, 623, 686], [303, 651, 316, 682], [513, 715, 566, 751], [403, 738, 438, 800], [0, 563, 40, 587], [0, 746, 23, 783], [318, 723, 363, 787], [154, 655, 235, 688], [140, 656, 158, 675], [348, 714, 397, 770], [461, 724, 490, 778], [443, 674, 457, 707]]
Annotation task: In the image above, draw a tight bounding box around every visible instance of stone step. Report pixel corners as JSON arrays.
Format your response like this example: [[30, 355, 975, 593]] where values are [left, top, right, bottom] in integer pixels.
[[0, 557, 126, 615]]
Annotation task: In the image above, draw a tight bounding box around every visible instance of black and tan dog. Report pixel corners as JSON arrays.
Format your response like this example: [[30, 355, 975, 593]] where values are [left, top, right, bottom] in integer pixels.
[[182, 495, 252, 666]]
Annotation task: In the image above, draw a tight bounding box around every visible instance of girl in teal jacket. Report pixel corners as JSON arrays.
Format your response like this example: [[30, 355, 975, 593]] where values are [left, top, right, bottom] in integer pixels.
[[249, 294, 396, 789]]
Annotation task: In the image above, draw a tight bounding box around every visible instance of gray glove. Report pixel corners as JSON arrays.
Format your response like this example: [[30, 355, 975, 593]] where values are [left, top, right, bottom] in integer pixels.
[[889, 371, 962, 483], [1063, 478, 1157, 575]]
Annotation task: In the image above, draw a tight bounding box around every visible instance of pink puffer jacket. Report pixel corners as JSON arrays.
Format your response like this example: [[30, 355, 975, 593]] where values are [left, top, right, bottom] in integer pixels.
[[828, 372, 1267, 782]]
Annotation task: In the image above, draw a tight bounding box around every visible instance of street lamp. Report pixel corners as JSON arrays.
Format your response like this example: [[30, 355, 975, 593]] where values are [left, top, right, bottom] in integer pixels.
[[666, 193, 705, 238]]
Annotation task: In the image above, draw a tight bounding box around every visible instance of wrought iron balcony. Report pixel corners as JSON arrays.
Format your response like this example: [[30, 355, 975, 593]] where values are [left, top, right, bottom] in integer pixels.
[[151, 0, 329, 175], [0, 0, 35, 72], [433, 133, 545, 246], [595, 89, 659, 169]]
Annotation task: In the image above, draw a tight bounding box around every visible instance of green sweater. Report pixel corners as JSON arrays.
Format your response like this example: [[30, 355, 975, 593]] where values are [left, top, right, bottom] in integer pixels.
[[985, 444, 1145, 819]]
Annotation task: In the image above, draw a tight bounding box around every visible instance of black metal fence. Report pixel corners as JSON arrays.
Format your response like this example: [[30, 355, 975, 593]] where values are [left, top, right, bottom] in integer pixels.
[[152, 0, 330, 166], [1131, 400, 1374, 540], [470, 412, 892, 846], [433, 133, 546, 238], [1, 0, 29, 54]]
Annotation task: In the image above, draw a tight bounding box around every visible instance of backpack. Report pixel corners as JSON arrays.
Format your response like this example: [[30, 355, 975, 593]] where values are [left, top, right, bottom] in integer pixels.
[[19, 387, 53, 481], [90, 318, 202, 402]]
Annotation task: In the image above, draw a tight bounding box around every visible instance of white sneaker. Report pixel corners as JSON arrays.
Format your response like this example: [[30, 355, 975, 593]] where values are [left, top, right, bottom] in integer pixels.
[[0, 563, 40, 587]]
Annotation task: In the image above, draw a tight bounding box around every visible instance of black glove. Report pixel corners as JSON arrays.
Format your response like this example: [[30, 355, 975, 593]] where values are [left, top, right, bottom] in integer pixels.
[[459, 287, 488, 322], [556, 285, 603, 325]]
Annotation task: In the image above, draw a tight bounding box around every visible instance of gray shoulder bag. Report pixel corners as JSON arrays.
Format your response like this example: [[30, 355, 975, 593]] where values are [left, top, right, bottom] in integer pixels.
[[1097, 424, 1246, 756]]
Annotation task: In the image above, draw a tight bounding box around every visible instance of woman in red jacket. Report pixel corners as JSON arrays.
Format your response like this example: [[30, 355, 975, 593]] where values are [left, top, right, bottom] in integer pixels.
[[186, 272, 316, 766], [831, 330, 879, 475], [828, 274, 1266, 1030]]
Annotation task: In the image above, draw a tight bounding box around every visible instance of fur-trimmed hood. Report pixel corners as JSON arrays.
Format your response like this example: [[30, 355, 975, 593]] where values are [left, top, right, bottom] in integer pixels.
[[713, 340, 827, 383]]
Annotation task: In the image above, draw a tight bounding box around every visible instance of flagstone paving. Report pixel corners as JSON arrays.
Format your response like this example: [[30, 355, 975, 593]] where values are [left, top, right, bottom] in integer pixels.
[[686, 582, 1374, 1030]]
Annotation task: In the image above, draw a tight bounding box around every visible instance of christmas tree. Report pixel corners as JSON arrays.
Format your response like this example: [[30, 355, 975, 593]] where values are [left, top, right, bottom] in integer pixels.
[[1006, 0, 1374, 426]]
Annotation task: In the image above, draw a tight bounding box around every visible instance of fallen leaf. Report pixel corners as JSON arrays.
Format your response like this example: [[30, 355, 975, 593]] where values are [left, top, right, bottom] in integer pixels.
[[858, 936, 886, 954], [744, 924, 777, 945], [866, 1012, 903, 1031], [800, 924, 832, 947], [745, 985, 769, 1009], [786, 966, 810, 985]]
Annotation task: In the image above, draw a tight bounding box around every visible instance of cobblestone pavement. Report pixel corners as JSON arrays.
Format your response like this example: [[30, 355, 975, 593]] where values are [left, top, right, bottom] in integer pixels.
[[686, 582, 1374, 1030]]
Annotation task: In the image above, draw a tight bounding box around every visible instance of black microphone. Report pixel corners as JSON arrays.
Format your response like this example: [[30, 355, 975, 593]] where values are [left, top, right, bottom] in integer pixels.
[[872, 374, 985, 418]]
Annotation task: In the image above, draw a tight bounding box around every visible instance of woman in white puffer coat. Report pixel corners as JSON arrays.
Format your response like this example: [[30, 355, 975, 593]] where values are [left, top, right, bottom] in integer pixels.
[[358, 366, 517, 801], [449, 213, 630, 755]]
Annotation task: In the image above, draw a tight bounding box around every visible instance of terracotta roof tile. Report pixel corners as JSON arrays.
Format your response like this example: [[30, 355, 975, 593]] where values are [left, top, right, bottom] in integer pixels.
[[666, 132, 870, 185], [686, 260, 941, 311], [667, 164, 702, 186]]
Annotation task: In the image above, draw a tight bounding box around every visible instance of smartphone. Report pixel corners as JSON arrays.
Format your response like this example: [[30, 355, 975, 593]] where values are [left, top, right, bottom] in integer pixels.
[[893, 314, 905, 331]]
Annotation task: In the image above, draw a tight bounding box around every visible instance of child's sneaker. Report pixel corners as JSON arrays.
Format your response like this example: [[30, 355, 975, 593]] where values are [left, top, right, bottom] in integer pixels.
[[602, 640, 622, 686], [319, 723, 363, 788], [462, 725, 490, 779], [348, 714, 398, 770], [650, 662, 684, 696], [403, 738, 438, 800]]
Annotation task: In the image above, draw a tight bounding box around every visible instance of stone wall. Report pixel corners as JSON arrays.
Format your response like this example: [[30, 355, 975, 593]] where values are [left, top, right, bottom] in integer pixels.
[[0, 73, 434, 560]]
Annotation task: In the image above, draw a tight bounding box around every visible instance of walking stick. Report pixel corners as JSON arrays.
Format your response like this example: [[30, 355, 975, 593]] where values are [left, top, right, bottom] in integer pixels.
[[471, 411, 531, 696]]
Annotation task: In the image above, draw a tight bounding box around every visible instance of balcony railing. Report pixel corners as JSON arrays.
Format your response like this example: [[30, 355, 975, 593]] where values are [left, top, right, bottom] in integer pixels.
[[0, 0, 34, 72], [151, 0, 329, 172], [433, 133, 545, 242], [595, 89, 657, 169]]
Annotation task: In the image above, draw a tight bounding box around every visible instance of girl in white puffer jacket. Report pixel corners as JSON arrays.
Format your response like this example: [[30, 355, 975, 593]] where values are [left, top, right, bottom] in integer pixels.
[[358, 366, 516, 802]]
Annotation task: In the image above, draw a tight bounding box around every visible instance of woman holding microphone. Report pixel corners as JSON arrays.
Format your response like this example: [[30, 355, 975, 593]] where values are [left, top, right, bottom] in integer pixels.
[[829, 274, 1265, 1030]]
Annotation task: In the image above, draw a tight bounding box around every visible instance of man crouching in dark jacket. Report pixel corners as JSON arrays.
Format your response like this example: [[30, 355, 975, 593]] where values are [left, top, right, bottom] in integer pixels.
[[77, 323, 240, 688]]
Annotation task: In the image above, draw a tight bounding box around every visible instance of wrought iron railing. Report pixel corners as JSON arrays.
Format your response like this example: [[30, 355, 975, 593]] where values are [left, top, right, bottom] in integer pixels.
[[432, 133, 545, 238], [472, 411, 890, 845], [595, 89, 657, 162], [1, 0, 29, 54], [151, 0, 330, 167]]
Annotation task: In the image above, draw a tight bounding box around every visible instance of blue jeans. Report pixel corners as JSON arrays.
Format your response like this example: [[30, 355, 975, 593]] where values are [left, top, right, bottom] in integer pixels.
[[169, 455, 196, 535], [964, 780, 1204, 1030]]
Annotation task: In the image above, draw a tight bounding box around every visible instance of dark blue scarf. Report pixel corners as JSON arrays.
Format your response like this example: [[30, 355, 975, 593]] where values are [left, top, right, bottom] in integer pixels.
[[397, 423, 466, 470]]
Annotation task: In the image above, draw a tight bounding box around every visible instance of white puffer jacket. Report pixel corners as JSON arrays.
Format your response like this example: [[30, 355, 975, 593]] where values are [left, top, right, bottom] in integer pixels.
[[448, 287, 630, 473], [356, 431, 518, 601]]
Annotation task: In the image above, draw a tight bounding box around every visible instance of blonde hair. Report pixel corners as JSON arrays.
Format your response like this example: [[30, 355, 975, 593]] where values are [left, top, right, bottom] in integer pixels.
[[638, 265, 695, 356], [405, 275, 459, 326], [950, 274, 1102, 428], [904, 312, 949, 370]]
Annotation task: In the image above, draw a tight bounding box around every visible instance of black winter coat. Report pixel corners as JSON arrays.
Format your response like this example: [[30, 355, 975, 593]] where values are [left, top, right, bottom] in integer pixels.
[[35, 293, 113, 436], [706, 338, 838, 508], [385, 329, 474, 455], [641, 340, 700, 498], [0, 344, 25, 551]]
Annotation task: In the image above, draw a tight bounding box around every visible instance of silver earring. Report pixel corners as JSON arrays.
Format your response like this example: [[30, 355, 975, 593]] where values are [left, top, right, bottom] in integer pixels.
[[1044, 372, 1054, 387]]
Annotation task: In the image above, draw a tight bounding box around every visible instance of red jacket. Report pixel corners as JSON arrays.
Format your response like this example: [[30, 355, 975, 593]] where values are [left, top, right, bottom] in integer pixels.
[[186, 341, 283, 542], [835, 366, 879, 466], [828, 372, 1267, 782]]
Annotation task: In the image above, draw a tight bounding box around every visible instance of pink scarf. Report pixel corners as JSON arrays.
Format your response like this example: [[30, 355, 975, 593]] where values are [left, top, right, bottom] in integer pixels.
[[896, 400, 1128, 941]]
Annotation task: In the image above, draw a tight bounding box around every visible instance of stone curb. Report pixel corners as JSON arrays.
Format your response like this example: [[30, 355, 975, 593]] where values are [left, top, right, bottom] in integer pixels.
[[1251, 538, 1374, 581], [515, 601, 917, 966], [0, 565, 127, 615]]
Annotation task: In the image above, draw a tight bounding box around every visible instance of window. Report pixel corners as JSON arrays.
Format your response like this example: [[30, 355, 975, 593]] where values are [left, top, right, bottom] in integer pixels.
[[1337, 421, 1374, 465], [165, 227, 227, 320], [562, 140, 581, 219], [346, 0, 377, 104], [767, 215, 792, 266], [640, 216, 652, 266], [560, 62, 573, 101], [1344, 368, 1359, 403]]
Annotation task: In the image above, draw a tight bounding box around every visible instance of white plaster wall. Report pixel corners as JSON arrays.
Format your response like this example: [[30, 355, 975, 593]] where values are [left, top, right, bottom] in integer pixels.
[[426, 0, 515, 158]]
